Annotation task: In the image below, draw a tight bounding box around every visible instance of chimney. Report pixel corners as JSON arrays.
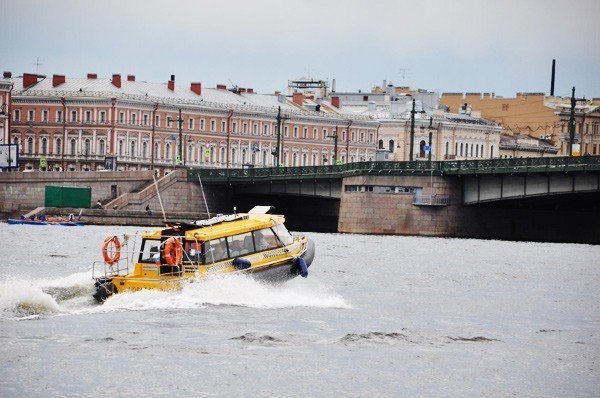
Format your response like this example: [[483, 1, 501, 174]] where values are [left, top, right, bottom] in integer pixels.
[[3, 72, 12, 78], [127, 74, 135, 82], [550, 59, 556, 97], [331, 96, 340, 108], [292, 92, 304, 106], [87, 73, 97, 79], [23, 73, 38, 88], [112, 74, 121, 88], [217, 84, 227, 90], [167, 77, 175, 91], [190, 82, 202, 95], [52, 74, 66, 87], [247, 88, 254, 94]]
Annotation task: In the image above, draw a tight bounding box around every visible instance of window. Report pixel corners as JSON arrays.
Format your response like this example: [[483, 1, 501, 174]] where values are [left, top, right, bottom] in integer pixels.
[[360, 131, 364, 143], [294, 126, 298, 138], [55, 138, 62, 155], [232, 121, 237, 133], [165, 143, 171, 159], [71, 110, 77, 122], [167, 115, 173, 128], [490, 145, 494, 158], [293, 152, 297, 166], [188, 118, 194, 130], [369, 132, 374, 143], [302, 153, 307, 166], [272, 224, 293, 245], [445, 142, 449, 156], [139, 239, 161, 264], [227, 232, 254, 257], [243, 123, 247, 134], [155, 115, 160, 126], [253, 123, 258, 135], [303, 127, 307, 139], [154, 142, 159, 159], [202, 238, 228, 263], [211, 120, 216, 132], [42, 110, 48, 122], [99, 139, 105, 155], [264, 124, 269, 135], [14, 109, 20, 121], [119, 112, 125, 124], [143, 114, 149, 126], [85, 110, 91, 123], [131, 113, 137, 125], [419, 140, 426, 158], [118, 140, 124, 156], [351, 131, 355, 142], [84, 138, 91, 156], [254, 228, 281, 251], [378, 139, 384, 149], [220, 147, 225, 164], [388, 140, 394, 152], [323, 128, 328, 140], [342, 130, 346, 141], [28, 109, 35, 122], [56, 110, 62, 123], [313, 128, 317, 140], [142, 142, 148, 158], [221, 121, 226, 132], [200, 119, 205, 130], [363, 95, 368, 101], [100, 111, 106, 123], [284, 126, 289, 137], [460, 143, 463, 156], [27, 137, 34, 154], [70, 138, 77, 155], [130, 140, 136, 157]]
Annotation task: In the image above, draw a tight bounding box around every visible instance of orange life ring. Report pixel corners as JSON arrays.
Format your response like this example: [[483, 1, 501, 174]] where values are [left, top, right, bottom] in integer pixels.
[[163, 237, 183, 266], [102, 235, 121, 265]]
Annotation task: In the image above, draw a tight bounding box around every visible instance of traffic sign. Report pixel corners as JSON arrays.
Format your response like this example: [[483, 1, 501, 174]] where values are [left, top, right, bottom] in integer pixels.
[[424, 145, 431, 152], [40, 157, 47, 169]]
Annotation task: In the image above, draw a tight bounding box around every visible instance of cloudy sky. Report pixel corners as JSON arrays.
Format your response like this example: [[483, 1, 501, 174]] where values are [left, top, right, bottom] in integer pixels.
[[1, 0, 599, 98]]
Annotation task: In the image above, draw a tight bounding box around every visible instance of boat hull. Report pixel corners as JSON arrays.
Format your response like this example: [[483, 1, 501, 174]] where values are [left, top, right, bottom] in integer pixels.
[[8, 219, 84, 226]]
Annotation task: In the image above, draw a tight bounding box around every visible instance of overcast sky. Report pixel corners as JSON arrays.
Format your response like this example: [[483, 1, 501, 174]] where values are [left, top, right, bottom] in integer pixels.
[[1, 0, 599, 98]]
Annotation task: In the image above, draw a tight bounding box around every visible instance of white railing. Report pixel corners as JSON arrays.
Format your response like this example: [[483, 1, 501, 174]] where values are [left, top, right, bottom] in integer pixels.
[[412, 194, 450, 206]]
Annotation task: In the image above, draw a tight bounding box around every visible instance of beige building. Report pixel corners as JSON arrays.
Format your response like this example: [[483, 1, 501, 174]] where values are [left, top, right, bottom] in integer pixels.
[[555, 104, 600, 156], [499, 134, 559, 158]]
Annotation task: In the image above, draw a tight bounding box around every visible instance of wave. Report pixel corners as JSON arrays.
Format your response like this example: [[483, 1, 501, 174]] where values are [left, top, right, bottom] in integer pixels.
[[1, 272, 349, 319]]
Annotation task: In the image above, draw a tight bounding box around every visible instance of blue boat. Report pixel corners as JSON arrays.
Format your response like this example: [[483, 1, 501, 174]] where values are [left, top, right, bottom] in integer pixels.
[[7, 219, 84, 226]]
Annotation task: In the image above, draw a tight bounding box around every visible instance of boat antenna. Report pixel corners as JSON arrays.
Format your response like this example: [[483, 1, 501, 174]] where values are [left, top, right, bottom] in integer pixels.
[[197, 174, 211, 219], [152, 174, 167, 224]]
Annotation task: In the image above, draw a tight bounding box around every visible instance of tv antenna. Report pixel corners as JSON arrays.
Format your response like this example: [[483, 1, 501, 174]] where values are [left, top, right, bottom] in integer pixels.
[[33, 57, 44, 74], [398, 68, 410, 85]]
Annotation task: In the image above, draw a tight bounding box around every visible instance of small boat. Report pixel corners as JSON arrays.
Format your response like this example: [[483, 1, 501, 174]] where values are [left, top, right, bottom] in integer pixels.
[[7, 219, 84, 226], [92, 206, 315, 302]]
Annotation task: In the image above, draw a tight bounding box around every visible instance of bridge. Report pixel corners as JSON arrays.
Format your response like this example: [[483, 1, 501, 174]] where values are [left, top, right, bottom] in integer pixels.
[[186, 156, 600, 242]]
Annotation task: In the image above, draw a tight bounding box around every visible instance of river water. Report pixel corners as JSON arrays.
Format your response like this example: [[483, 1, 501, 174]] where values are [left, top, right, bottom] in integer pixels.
[[0, 224, 598, 397]]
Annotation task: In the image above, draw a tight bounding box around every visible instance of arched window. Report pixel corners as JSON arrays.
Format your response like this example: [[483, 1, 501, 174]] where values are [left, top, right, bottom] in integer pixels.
[[118, 140, 124, 156], [41, 137, 48, 155], [142, 142, 148, 159], [55, 138, 62, 155], [130, 140, 136, 157], [302, 153, 307, 166], [188, 144, 194, 162], [166, 143, 171, 159], [388, 140, 394, 152], [475, 145, 479, 158], [70, 138, 77, 155], [312, 153, 317, 166], [231, 148, 236, 165], [292, 152, 297, 166], [27, 137, 34, 154], [378, 139, 384, 149], [262, 150, 267, 166], [470, 144, 474, 157], [445, 142, 449, 156], [490, 145, 494, 158], [84, 138, 91, 156], [242, 148, 247, 164], [99, 139, 105, 155], [220, 147, 225, 164], [460, 143, 463, 156], [419, 140, 426, 158], [154, 142, 159, 159]]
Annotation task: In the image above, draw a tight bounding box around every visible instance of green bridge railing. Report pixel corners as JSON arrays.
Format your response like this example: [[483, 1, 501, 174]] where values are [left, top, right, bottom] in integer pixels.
[[187, 156, 600, 183]]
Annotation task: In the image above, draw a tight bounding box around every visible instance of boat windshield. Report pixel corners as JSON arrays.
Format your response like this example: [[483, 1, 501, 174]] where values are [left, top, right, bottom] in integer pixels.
[[272, 224, 294, 246], [139, 239, 161, 263], [202, 238, 228, 264]]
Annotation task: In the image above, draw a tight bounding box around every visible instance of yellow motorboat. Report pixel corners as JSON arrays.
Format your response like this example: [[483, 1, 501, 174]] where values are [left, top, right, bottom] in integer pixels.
[[92, 206, 315, 302]]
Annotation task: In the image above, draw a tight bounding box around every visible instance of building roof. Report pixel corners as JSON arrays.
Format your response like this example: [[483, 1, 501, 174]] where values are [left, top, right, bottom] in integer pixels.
[[500, 133, 558, 153]]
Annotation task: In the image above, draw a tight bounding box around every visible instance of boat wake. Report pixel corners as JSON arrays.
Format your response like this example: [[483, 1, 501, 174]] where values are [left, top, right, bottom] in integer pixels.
[[0, 272, 349, 319]]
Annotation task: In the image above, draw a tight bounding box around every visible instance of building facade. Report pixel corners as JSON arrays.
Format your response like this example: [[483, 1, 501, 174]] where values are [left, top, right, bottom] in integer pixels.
[[555, 104, 600, 156], [4, 72, 377, 173]]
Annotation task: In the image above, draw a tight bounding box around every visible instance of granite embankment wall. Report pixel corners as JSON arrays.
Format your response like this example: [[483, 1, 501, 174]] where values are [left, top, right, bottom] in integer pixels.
[[0, 169, 226, 224], [338, 175, 600, 244]]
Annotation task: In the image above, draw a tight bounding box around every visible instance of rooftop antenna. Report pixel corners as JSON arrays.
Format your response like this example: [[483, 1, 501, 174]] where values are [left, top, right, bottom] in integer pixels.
[[33, 57, 44, 74], [398, 68, 410, 86]]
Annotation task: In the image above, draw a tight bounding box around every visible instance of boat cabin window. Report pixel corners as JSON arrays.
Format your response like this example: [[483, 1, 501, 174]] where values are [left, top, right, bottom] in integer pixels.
[[227, 232, 254, 257], [183, 241, 202, 264], [203, 238, 228, 264], [139, 239, 161, 263], [253, 228, 280, 251], [272, 224, 294, 246]]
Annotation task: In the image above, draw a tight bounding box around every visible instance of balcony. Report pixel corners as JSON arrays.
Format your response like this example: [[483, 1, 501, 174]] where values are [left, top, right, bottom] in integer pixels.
[[412, 194, 450, 206]]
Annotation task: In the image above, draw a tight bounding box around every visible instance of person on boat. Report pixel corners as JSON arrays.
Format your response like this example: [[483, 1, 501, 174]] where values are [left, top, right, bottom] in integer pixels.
[[255, 231, 270, 251]]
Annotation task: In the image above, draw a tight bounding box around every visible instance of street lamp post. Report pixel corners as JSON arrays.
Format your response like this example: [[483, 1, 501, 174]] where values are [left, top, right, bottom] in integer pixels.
[[327, 126, 339, 165], [167, 109, 184, 165]]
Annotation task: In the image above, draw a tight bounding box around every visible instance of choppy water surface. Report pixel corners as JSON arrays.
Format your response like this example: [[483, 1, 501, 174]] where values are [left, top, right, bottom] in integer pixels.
[[0, 224, 598, 397]]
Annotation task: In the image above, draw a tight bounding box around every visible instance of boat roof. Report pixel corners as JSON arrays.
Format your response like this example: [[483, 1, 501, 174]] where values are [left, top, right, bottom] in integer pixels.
[[142, 213, 285, 241]]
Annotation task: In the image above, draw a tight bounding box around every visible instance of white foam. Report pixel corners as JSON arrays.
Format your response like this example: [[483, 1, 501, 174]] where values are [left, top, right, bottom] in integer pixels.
[[0, 278, 61, 318]]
